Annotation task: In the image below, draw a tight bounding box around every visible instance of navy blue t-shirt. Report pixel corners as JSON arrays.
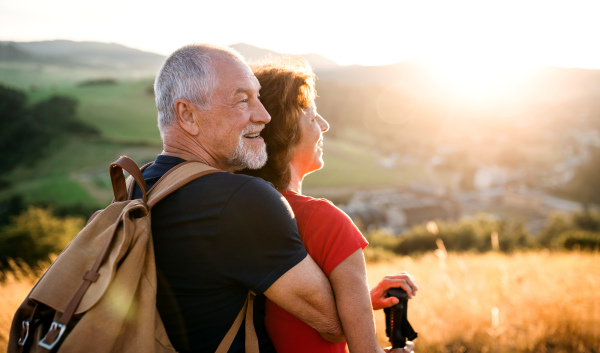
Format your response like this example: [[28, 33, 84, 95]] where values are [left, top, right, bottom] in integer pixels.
[[133, 155, 307, 352]]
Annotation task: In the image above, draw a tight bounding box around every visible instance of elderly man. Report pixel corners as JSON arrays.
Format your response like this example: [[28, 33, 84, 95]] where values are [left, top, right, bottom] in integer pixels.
[[137, 44, 417, 353], [134, 44, 343, 353]]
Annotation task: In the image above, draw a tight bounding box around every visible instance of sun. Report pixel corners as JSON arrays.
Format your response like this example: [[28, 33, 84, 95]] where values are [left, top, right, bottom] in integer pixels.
[[426, 56, 533, 103]]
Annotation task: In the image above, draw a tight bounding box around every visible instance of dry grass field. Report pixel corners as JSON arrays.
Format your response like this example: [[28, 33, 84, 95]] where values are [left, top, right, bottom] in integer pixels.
[[369, 251, 600, 353], [1, 252, 598, 352]]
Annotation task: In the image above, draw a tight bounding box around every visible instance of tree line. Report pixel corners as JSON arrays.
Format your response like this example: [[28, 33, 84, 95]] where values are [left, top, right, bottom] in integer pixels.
[[365, 211, 600, 262]]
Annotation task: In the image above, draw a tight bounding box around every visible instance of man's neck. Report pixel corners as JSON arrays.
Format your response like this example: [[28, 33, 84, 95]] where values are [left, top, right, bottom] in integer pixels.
[[161, 129, 230, 171], [160, 150, 208, 164]]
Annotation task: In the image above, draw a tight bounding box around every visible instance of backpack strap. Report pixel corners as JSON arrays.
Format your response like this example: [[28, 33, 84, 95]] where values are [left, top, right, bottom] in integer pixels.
[[216, 291, 259, 353], [111, 156, 148, 204], [37, 208, 125, 350], [144, 160, 220, 208], [131, 160, 259, 353]]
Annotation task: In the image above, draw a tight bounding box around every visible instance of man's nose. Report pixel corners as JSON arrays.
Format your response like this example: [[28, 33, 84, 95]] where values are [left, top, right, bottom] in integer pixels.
[[251, 100, 271, 124]]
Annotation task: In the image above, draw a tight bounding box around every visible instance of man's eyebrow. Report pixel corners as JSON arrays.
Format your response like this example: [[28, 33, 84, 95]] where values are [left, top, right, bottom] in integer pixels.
[[233, 88, 249, 95], [233, 85, 260, 96]]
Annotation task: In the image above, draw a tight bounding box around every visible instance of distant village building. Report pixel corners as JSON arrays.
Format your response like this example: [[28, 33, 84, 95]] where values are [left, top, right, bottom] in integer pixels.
[[473, 165, 509, 190], [338, 181, 593, 237], [337, 139, 596, 236], [502, 187, 546, 212], [340, 188, 462, 234]]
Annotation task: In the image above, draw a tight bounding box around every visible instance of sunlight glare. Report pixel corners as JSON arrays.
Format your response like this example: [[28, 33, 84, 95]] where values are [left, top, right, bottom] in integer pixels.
[[429, 56, 532, 102]]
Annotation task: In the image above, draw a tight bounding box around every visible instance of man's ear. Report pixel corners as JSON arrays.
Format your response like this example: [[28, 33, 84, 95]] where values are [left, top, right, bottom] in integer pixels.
[[174, 99, 200, 135]]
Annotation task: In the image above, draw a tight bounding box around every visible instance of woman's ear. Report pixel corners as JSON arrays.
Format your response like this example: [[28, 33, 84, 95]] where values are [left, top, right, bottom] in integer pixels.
[[174, 99, 200, 135]]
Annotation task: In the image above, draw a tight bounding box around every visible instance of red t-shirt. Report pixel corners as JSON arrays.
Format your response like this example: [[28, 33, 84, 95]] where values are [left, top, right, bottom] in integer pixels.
[[265, 191, 368, 353]]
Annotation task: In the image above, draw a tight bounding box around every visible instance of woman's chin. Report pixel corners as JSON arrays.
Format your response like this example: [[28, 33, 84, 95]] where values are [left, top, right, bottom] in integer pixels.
[[314, 160, 325, 172], [304, 161, 325, 176]]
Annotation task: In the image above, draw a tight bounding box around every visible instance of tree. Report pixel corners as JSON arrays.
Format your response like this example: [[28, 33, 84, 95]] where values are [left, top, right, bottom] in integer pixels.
[[0, 84, 32, 171], [568, 146, 600, 207], [0, 84, 99, 173]]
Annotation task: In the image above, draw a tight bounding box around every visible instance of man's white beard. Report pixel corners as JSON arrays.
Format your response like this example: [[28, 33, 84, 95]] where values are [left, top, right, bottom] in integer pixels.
[[228, 125, 268, 170]]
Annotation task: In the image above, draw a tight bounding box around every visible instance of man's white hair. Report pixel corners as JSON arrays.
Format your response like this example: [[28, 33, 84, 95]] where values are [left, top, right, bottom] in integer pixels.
[[154, 44, 246, 137]]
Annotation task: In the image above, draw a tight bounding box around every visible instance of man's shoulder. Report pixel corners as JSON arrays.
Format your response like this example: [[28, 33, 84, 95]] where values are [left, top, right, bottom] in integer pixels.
[[186, 172, 275, 193], [176, 172, 283, 207]]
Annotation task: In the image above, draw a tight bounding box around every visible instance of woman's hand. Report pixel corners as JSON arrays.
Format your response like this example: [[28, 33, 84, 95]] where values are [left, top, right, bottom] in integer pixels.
[[385, 341, 415, 353], [370, 272, 418, 310]]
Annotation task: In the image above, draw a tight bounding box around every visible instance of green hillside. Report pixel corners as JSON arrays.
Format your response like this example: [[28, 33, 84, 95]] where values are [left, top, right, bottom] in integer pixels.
[[0, 80, 163, 209], [28, 80, 161, 144], [0, 76, 423, 211]]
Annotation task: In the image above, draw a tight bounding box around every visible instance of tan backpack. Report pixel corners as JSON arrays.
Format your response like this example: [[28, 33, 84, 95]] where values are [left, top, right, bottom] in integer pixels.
[[8, 156, 259, 353]]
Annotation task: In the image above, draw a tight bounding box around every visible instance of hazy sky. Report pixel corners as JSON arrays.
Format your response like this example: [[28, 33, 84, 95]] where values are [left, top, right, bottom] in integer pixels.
[[2, 0, 600, 69]]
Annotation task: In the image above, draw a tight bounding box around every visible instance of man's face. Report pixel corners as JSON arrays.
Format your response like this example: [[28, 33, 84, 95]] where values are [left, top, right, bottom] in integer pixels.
[[196, 55, 271, 172]]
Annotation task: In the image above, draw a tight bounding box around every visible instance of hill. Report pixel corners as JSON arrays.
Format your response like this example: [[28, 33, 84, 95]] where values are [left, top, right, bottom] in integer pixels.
[[4, 40, 600, 93], [0, 43, 40, 62], [0, 41, 342, 88], [1, 40, 600, 211], [1, 40, 165, 71], [231, 43, 339, 72]]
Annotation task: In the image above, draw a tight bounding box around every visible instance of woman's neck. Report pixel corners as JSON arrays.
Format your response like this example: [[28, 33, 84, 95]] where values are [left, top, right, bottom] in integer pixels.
[[285, 163, 304, 194]]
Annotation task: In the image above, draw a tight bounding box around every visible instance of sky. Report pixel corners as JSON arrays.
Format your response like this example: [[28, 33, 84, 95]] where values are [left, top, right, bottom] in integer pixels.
[[2, 0, 600, 70]]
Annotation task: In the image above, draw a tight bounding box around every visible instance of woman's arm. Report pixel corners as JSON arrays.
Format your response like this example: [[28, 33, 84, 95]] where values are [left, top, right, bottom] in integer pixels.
[[328, 249, 385, 353]]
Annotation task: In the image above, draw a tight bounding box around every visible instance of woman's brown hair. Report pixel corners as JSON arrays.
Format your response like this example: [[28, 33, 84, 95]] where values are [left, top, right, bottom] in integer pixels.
[[241, 57, 316, 189]]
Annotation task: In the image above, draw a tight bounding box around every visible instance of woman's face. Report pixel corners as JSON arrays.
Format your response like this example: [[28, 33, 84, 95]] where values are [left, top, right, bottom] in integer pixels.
[[290, 102, 330, 177]]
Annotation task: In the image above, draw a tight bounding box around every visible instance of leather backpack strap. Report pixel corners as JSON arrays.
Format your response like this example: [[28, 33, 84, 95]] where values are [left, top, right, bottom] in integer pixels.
[[145, 161, 220, 209], [37, 156, 147, 349], [139, 161, 260, 352], [244, 291, 259, 353], [38, 208, 126, 349], [215, 291, 258, 353], [126, 161, 154, 200], [111, 156, 147, 204]]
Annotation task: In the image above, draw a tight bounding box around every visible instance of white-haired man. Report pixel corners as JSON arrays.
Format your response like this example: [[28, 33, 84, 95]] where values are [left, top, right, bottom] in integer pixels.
[[133, 44, 343, 352]]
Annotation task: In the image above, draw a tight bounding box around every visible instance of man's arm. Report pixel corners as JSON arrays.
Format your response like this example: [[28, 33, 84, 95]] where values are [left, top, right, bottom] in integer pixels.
[[264, 254, 345, 342]]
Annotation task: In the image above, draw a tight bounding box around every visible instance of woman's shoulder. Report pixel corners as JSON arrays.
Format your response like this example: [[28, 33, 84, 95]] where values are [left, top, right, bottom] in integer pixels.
[[283, 192, 350, 221]]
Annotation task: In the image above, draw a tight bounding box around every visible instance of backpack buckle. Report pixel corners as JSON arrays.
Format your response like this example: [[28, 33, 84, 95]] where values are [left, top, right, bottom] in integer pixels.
[[17, 320, 29, 346], [39, 321, 67, 350]]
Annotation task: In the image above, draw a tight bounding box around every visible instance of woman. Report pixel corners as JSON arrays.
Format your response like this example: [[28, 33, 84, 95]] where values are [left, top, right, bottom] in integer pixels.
[[242, 57, 418, 353]]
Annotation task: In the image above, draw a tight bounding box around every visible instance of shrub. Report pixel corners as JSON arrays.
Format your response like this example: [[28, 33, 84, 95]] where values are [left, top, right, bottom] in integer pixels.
[[365, 229, 402, 262], [395, 224, 438, 254], [77, 78, 118, 86], [572, 211, 600, 232], [363, 246, 397, 263], [366, 229, 401, 251], [537, 213, 574, 248], [537, 211, 600, 248], [391, 214, 535, 255], [0, 206, 84, 268], [557, 230, 600, 251]]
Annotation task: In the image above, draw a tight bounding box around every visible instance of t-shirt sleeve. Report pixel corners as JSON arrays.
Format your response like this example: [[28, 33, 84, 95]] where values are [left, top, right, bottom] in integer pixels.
[[218, 178, 308, 294], [301, 199, 368, 276]]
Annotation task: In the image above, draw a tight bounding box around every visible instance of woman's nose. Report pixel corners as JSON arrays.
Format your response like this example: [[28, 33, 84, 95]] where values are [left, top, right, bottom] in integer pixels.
[[318, 115, 329, 132]]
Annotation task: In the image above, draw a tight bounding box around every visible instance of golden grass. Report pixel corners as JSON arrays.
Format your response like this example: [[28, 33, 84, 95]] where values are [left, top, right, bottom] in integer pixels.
[[1, 252, 598, 352], [368, 251, 600, 353], [0, 259, 46, 352]]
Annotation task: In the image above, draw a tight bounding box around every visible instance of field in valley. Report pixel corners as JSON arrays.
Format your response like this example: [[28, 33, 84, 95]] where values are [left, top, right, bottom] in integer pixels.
[[1, 251, 598, 352], [369, 251, 599, 353]]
